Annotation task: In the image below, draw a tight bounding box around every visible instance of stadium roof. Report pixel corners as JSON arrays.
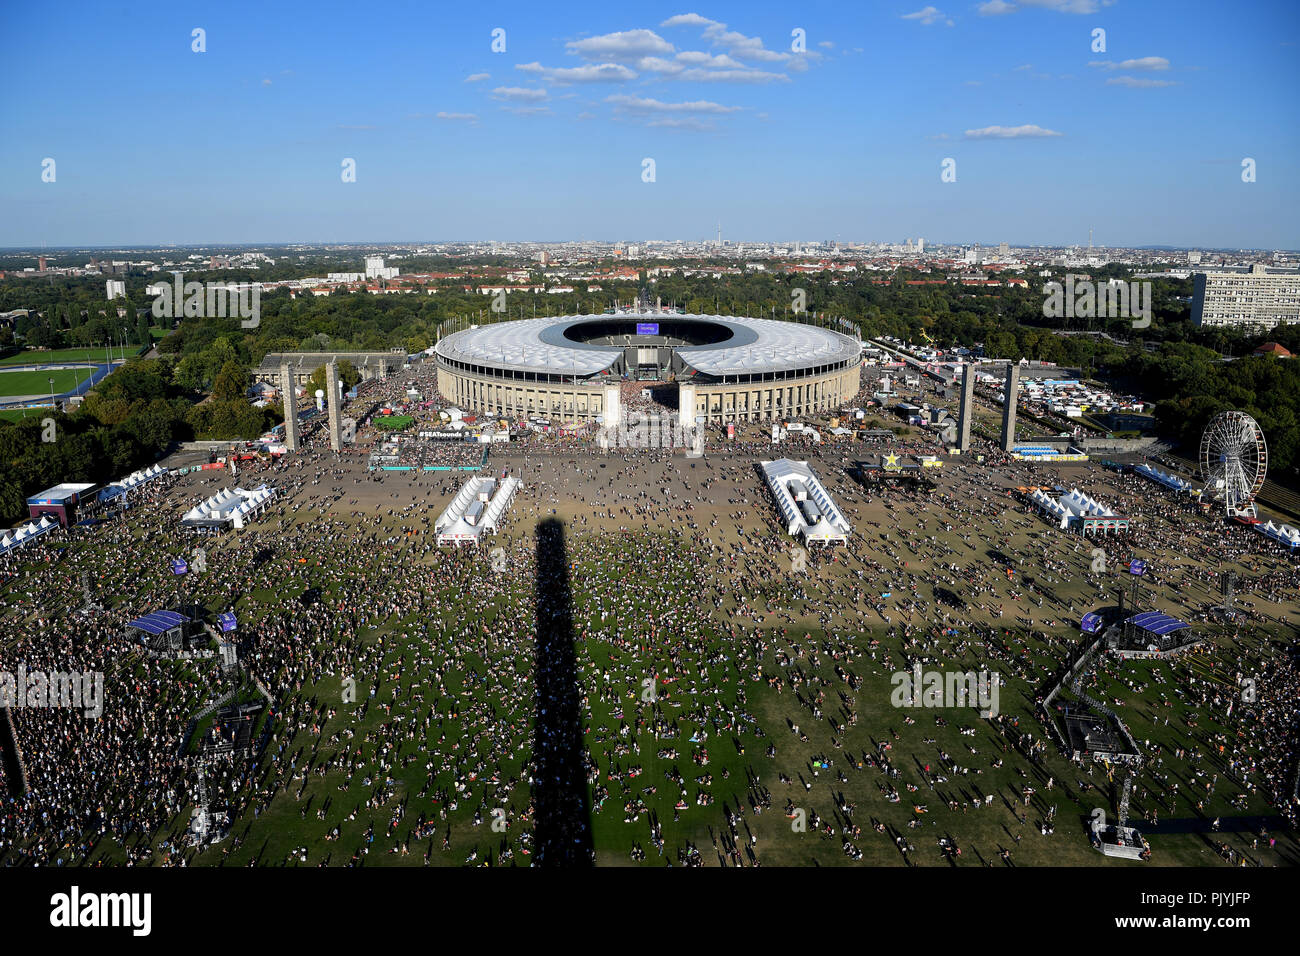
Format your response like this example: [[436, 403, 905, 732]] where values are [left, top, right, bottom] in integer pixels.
[[126, 610, 190, 635], [1127, 611, 1190, 636], [436, 313, 859, 378]]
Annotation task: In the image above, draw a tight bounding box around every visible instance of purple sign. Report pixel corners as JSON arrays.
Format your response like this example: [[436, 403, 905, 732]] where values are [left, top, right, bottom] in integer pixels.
[[636, 322, 659, 335]]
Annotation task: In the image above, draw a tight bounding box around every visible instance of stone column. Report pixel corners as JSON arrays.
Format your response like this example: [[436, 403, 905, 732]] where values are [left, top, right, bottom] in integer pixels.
[[678, 383, 696, 431], [326, 361, 343, 451], [602, 383, 620, 430], [956, 364, 975, 452], [280, 363, 298, 452], [1000, 364, 1020, 453]]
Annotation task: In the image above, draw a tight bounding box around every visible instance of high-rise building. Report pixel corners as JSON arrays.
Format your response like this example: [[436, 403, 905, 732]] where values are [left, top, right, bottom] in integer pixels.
[[364, 256, 398, 280], [106, 279, 126, 300], [1192, 264, 1300, 331], [916, 238, 924, 254], [998, 242, 1009, 258]]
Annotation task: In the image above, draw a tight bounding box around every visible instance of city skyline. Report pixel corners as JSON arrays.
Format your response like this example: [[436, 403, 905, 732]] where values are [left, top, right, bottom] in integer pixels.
[[2, 0, 1298, 248]]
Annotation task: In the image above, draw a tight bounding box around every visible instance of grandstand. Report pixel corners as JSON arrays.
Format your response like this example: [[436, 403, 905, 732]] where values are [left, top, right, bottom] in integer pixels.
[[1011, 444, 1089, 463]]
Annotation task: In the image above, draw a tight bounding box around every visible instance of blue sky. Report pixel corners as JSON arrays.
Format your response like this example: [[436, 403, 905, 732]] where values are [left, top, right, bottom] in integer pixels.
[[1, 0, 1297, 249]]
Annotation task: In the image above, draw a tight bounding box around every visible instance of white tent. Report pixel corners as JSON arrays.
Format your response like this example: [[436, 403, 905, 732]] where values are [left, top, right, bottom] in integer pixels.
[[760, 459, 850, 545]]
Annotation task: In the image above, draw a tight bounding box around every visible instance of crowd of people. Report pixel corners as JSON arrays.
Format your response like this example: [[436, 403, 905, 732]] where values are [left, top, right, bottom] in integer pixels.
[[0, 357, 1295, 868]]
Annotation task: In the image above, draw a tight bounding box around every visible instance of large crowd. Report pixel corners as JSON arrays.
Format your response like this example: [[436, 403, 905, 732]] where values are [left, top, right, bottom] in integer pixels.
[[0, 357, 1295, 867]]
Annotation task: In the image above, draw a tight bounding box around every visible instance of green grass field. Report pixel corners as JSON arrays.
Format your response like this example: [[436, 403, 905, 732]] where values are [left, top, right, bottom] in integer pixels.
[[374, 414, 415, 431], [0, 347, 115, 366], [29, 515, 1276, 869], [4, 458, 1294, 868], [0, 367, 87, 397], [0, 408, 44, 421]]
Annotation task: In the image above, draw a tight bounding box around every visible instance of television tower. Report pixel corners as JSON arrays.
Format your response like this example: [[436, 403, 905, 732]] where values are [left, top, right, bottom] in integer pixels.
[[716, 222, 721, 248]]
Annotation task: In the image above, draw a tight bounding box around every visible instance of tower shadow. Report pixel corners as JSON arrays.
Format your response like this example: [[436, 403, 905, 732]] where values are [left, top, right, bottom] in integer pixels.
[[532, 518, 593, 865], [0, 706, 28, 797]]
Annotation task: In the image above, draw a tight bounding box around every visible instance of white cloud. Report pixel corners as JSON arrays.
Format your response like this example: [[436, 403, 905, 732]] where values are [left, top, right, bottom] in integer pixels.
[[964, 123, 1063, 138], [435, 112, 477, 122], [491, 86, 549, 102], [1013, 63, 1033, 71], [1106, 76, 1176, 88], [638, 56, 685, 74], [655, 15, 820, 76], [606, 94, 741, 114], [499, 105, 552, 116], [675, 50, 745, 68], [678, 67, 789, 83], [660, 13, 721, 29], [516, 62, 637, 84], [978, 0, 1017, 13], [819, 40, 835, 49], [464, 73, 490, 83], [1089, 56, 1171, 71], [740, 47, 794, 63], [903, 6, 947, 25], [566, 29, 673, 61]]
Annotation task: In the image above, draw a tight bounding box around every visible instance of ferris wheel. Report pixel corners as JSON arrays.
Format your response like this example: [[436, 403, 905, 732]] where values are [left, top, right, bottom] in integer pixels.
[[1199, 411, 1268, 519]]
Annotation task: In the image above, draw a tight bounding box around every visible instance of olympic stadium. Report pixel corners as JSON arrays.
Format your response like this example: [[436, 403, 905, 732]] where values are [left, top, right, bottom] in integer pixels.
[[434, 313, 862, 426]]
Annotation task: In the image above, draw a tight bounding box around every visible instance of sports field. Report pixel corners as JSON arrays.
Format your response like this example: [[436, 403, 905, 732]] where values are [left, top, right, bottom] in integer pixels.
[[0, 347, 117, 366], [0, 367, 87, 397], [0, 408, 42, 421]]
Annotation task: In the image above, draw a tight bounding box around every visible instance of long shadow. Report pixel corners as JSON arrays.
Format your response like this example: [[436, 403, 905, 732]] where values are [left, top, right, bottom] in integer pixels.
[[532, 518, 593, 865], [0, 706, 27, 797]]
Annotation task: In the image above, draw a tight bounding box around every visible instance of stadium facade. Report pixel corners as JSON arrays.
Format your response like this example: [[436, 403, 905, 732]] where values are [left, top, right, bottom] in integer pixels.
[[434, 313, 861, 425]]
